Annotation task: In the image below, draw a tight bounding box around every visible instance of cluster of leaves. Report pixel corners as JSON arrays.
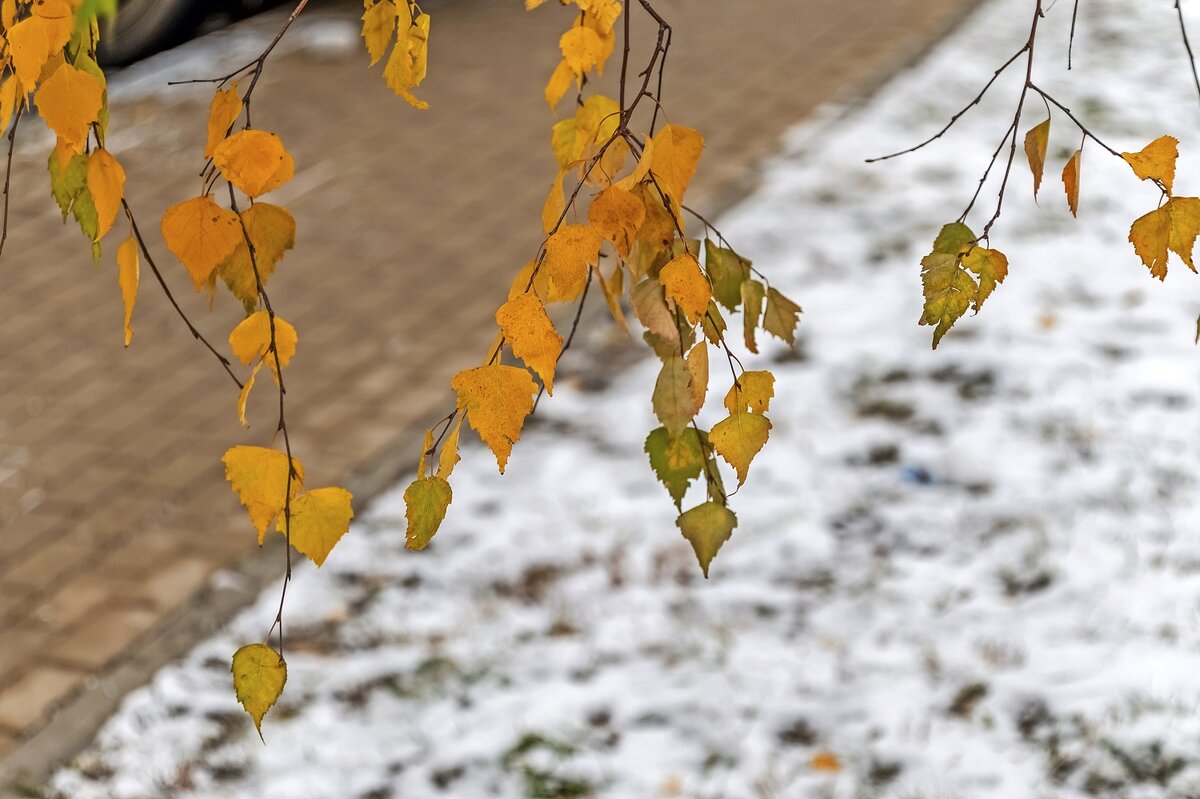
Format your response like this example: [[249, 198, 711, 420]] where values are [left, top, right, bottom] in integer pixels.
[[360, 0, 429, 108], [901, 0, 1200, 349], [396, 0, 802, 579]]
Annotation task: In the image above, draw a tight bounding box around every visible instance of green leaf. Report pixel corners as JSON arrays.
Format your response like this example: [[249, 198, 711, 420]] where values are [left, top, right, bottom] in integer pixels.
[[704, 239, 750, 311], [48, 151, 87, 221], [231, 643, 286, 738], [740, 279, 765, 353], [404, 476, 452, 551], [645, 427, 706, 508], [931, 221, 975, 255], [676, 502, 737, 577]]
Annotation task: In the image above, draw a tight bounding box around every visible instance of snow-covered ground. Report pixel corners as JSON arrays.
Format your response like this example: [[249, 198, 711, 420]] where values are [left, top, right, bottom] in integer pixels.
[[48, 0, 1200, 797]]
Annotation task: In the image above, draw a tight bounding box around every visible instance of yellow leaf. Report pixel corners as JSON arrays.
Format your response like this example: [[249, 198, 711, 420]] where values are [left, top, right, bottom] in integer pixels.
[[588, 184, 644, 258], [1168, 196, 1200, 271], [541, 167, 567, 234], [275, 486, 354, 567], [599, 261, 629, 334], [0, 78, 19, 133], [544, 58, 575, 108], [231, 643, 286, 737], [709, 412, 771, 486], [1062, 148, 1081, 217], [34, 63, 103, 151], [361, 0, 396, 65], [1122, 135, 1179, 195], [404, 476, 452, 551], [229, 310, 298, 371], [660, 252, 711, 324], [961, 245, 1008, 311], [509, 258, 551, 301], [116, 235, 138, 347], [724, 370, 774, 415], [437, 414, 465, 479], [649, 124, 704, 221], [496, 292, 564, 395], [85, 148, 125, 241], [581, 0, 621, 34], [204, 82, 242, 158], [614, 137, 653, 192], [1129, 205, 1171, 280], [237, 359, 262, 428], [217, 202, 296, 311], [451, 365, 538, 473], [560, 25, 604, 75], [1022, 117, 1049, 198], [9, 17, 49, 91], [213, 130, 293, 198], [222, 445, 304, 543], [30, 0, 72, 51], [383, 11, 430, 109], [633, 181, 675, 256], [552, 94, 619, 168], [676, 502, 737, 578], [161, 196, 243, 290], [543, 223, 602, 302]]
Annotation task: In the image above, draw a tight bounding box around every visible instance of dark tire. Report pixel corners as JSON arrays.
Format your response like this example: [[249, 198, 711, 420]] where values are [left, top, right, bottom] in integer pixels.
[[98, 0, 208, 66]]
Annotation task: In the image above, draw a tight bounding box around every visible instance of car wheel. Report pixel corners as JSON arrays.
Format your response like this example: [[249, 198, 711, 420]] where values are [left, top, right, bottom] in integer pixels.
[[98, 0, 209, 66]]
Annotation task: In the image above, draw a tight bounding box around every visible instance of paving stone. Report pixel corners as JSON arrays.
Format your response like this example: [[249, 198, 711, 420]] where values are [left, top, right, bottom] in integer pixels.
[[0, 0, 974, 757], [0, 667, 84, 731]]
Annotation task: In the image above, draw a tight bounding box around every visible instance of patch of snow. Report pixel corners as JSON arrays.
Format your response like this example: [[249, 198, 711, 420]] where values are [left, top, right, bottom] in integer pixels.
[[48, 0, 1200, 797]]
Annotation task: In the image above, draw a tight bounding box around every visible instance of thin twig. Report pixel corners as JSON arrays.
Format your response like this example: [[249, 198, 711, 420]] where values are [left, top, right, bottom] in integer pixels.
[[1176, 0, 1200, 109], [0, 108, 22, 259]]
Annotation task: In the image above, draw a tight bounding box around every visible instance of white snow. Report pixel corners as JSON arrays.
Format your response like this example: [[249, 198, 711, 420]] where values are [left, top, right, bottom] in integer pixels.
[[48, 0, 1200, 797]]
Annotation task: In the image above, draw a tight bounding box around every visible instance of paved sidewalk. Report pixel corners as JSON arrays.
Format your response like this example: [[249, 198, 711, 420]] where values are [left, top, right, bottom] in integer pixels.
[[0, 0, 976, 789]]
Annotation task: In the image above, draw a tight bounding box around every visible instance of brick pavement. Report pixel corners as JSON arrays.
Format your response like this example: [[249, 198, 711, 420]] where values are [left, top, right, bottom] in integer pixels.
[[0, 0, 977, 790]]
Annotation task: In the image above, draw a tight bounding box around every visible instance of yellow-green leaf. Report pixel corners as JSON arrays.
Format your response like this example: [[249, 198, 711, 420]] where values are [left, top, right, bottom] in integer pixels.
[[652, 353, 700, 436], [761, 287, 802, 344], [676, 501, 737, 578], [741, 278, 765, 353], [645, 426, 705, 508], [403, 476, 452, 551], [217, 202, 296, 312]]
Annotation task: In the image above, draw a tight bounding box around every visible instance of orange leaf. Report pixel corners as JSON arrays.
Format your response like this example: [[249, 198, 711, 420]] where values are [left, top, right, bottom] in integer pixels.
[[1062, 148, 1081, 217], [451, 365, 538, 473], [213, 130, 293, 198], [160, 196, 243, 290], [204, 82, 242, 158], [1023, 117, 1049, 198]]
